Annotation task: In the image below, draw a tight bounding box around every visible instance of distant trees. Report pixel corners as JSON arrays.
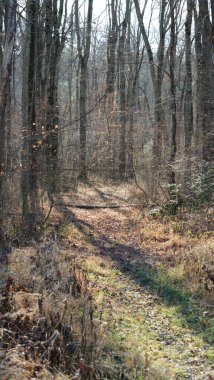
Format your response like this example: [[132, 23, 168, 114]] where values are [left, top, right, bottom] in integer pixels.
[[0, 0, 213, 235], [132, 0, 214, 203]]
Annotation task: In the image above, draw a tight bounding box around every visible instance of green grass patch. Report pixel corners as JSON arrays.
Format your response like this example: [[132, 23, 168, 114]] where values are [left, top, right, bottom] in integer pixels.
[[136, 263, 214, 345], [138, 264, 188, 305]]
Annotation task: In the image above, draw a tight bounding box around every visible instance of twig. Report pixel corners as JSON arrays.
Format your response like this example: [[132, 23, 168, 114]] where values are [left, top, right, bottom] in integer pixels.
[[40, 194, 54, 229], [133, 166, 149, 204]]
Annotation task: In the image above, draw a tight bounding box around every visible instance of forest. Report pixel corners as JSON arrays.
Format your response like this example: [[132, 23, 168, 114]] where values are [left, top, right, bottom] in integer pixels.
[[0, 0, 214, 379]]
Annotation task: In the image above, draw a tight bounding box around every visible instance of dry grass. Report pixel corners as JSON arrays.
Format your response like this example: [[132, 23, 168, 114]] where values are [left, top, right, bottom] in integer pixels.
[[1, 183, 214, 379], [0, 241, 113, 379]]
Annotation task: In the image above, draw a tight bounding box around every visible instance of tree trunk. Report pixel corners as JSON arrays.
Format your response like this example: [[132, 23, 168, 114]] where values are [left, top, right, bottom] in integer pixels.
[[45, 0, 66, 193], [75, 0, 93, 181], [153, 0, 167, 171], [169, 0, 177, 187], [127, 27, 143, 179], [133, 0, 167, 179], [106, 0, 118, 94], [0, 0, 16, 214], [105, 0, 118, 178], [21, 0, 39, 230], [79, 58, 88, 180], [193, 5, 202, 157], [184, 0, 193, 159], [198, 0, 214, 163], [118, 0, 129, 179], [0, 0, 16, 254]]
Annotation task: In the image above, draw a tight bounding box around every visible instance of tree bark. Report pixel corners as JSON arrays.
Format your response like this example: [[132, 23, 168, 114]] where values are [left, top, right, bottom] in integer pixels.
[[21, 0, 39, 229], [106, 0, 118, 94], [184, 0, 193, 158], [169, 0, 177, 186], [45, 0, 66, 193], [0, 0, 16, 214], [198, 0, 214, 164], [0, 0, 16, 255], [118, 0, 130, 179], [75, 0, 93, 181]]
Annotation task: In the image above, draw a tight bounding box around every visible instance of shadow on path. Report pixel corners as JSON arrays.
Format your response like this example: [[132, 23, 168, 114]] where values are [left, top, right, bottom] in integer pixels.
[[55, 195, 214, 346]]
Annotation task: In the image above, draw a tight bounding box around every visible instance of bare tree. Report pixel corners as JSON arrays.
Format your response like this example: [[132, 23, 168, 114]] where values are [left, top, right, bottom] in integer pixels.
[[0, 0, 16, 211], [21, 0, 40, 229], [75, 0, 93, 181], [168, 0, 177, 187], [44, 0, 68, 192], [118, 0, 130, 178], [184, 0, 193, 163], [133, 0, 169, 178], [106, 0, 118, 95], [198, 0, 214, 164]]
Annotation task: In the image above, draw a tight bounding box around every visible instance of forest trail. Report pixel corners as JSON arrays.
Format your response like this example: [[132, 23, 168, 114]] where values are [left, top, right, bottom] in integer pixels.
[[57, 185, 214, 379], [0, 184, 214, 379]]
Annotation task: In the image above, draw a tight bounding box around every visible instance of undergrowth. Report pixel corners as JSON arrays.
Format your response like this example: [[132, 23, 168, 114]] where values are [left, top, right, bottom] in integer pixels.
[[1, 184, 213, 379]]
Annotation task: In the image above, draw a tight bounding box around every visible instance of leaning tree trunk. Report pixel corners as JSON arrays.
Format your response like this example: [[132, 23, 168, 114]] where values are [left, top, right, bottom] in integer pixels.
[[133, 0, 167, 187]]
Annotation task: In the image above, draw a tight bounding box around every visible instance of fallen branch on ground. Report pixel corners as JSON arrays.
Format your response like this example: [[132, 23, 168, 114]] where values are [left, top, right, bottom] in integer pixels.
[[56, 203, 141, 209]]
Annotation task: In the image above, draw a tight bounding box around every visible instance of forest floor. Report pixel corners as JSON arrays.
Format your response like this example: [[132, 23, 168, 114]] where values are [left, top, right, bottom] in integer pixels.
[[0, 183, 214, 379]]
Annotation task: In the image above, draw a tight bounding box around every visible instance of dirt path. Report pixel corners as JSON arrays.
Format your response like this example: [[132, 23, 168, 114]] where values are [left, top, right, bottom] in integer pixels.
[[0, 185, 213, 379], [57, 185, 214, 379]]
